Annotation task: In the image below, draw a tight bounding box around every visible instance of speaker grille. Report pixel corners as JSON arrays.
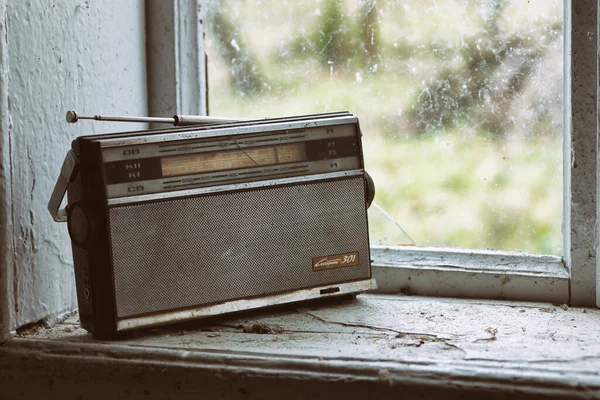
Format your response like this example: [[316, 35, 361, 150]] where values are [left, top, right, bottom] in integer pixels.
[[109, 177, 371, 318]]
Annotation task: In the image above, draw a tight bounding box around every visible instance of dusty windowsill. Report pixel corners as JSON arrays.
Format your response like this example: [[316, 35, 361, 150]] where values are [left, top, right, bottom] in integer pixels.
[[2, 294, 600, 398]]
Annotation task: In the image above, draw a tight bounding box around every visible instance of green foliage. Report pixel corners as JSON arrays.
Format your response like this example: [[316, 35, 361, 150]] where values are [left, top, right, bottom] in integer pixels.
[[280, 0, 383, 73], [406, 2, 562, 136], [319, 0, 353, 66], [208, 0, 266, 94], [358, 0, 381, 69]]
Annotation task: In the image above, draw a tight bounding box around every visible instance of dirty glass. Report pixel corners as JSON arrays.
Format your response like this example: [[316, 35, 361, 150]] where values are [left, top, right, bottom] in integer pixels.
[[204, 0, 563, 255]]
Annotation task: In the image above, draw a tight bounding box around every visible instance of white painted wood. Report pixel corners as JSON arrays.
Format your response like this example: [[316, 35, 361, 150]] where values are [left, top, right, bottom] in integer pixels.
[[0, 0, 13, 342], [371, 246, 569, 303], [568, 0, 597, 306], [563, 0, 572, 302], [372, 246, 566, 274], [0, 0, 149, 339], [3, 294, 599, 398], [596, 0, 600, 308], [146, 0, 207, 122]]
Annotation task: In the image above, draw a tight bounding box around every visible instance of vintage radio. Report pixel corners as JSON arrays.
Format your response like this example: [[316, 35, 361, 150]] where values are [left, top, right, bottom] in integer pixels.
[[48, 111, 377, 339]]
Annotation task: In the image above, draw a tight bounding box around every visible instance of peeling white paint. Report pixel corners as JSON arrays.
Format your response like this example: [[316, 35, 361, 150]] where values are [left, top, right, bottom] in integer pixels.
[[1, 0, 148, 337], [0, 0, 13, 342], [3, 294, 600, 398]]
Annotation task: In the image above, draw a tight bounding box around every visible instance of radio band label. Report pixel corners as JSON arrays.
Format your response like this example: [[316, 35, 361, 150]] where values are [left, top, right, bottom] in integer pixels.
[[104, 136, 359, 185], [102, 124, 362, 198], [312, 252, 360, 271]]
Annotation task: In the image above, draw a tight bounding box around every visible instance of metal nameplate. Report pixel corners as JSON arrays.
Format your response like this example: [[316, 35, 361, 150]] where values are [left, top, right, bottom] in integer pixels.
[[313, 252, 361, 271]]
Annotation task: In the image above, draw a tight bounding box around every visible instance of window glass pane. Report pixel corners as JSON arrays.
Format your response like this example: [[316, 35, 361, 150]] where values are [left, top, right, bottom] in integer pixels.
[[205, 0, 563, 255]]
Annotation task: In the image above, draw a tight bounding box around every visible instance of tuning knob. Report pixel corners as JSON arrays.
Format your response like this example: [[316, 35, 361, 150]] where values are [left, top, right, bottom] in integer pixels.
[[364, 171, 375, 209], [67, 201, 90, 246]]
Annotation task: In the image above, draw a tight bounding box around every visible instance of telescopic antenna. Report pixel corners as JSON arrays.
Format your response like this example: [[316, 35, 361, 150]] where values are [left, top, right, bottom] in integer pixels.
[[65, 111, 247, 126]]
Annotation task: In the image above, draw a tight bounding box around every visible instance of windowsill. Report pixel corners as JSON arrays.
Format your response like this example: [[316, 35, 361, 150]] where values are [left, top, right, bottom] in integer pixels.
[[2, 294, 599, 398], [372, 246, 570, 303]]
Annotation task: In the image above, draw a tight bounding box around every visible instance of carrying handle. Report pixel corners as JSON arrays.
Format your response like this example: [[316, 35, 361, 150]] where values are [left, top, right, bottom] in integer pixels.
[[48, 150, 78, 222]]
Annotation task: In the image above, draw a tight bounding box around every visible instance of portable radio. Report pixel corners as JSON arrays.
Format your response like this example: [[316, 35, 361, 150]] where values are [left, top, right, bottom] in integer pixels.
[[48, 111, 376, 339]]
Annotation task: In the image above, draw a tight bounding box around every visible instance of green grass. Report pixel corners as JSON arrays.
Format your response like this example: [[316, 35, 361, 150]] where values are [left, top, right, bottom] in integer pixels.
[[363, 133, 562, 254]]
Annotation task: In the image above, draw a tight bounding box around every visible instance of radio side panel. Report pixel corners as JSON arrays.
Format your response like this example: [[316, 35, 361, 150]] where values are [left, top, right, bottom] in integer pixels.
[[66, 171, 94, 332], [68, 138, 118, 338]]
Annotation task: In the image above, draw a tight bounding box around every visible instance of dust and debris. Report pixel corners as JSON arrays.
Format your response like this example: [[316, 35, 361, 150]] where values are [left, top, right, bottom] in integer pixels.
[[559, 304, 569, 311], [418, 335, 444, 342], [410, 336, 450, 347], [391, 334, 456, 349], [539, 307, 556, 313], [475, 327, 498, 342], [399, 286, 411, 295], [242, 322, 284, 334], [486, 327, 498, 336], [207, 333, 221, 338], [200, 327, 223, 333], [15, 320, 51, 337], [378, 369, 390, 379], [302, 310, 444, 339]]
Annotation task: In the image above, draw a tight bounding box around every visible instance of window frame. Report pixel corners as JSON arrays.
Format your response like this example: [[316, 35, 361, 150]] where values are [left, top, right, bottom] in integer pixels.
[[370, 0, 595, 306], [154, 0, 595, 306]]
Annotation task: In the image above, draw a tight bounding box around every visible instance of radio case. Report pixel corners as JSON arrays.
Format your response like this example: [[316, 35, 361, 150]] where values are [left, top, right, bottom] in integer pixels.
[[50, 112, 376, 339]]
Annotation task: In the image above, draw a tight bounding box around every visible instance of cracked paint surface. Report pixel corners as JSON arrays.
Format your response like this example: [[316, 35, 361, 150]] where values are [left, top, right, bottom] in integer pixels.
[[1, 0, 148, 333], [9, 294, 600, 397], [18, 295, 600, 374]]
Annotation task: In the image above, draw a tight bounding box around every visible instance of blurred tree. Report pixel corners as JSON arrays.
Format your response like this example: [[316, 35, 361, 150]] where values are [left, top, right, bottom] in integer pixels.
[[358, 0, 381, 70], [316, 0, 354, 67], [207, 0, 265, 94], [282, 0, 382, 72], [408, 0, 562, 135]]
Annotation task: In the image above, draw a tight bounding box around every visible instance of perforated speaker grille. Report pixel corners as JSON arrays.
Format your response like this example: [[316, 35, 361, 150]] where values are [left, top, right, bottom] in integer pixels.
[[109, 177, 371, 318]]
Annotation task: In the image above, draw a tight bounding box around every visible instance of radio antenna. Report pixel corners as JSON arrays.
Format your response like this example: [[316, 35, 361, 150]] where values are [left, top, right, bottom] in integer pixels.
[[66, 111, 247, 126]]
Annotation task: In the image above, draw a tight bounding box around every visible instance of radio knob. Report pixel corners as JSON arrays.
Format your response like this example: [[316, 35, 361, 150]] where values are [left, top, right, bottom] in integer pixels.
[[364, 171, 376, 209], [67, 202, 89, 246]]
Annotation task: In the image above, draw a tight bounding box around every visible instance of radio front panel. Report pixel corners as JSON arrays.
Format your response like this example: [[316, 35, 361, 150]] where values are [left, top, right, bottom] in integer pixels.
[[101, 123, 362, 198], [108, 176, 371, 320]]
